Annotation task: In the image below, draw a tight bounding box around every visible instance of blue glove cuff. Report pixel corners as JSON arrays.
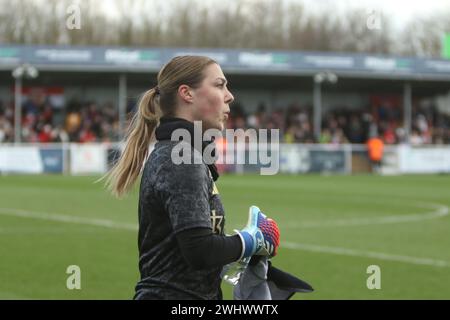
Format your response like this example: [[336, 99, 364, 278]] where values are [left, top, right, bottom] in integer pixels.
[[236, 231, 254, 259]]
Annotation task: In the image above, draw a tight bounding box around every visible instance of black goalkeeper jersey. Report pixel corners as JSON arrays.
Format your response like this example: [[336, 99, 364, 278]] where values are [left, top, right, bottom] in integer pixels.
[[134, 124, 227, 300]]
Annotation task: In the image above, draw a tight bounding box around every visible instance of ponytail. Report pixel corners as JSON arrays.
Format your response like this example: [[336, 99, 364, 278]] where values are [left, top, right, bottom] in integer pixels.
[[101, 87, 160, 198]]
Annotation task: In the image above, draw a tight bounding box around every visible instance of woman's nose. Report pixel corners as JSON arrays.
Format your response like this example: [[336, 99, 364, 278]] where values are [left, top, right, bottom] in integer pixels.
[[225, 89, 234, 104]]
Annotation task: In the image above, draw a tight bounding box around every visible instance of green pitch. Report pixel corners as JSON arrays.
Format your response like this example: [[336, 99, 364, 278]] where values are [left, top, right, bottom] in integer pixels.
[[0, 174, 449, 299]]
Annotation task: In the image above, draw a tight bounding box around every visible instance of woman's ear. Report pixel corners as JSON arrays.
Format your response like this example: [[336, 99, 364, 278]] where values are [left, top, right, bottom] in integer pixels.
[[178, 85, 194, 104]]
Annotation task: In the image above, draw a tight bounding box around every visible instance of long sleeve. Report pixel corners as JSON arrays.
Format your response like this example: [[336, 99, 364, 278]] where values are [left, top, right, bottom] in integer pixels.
[[176, 227, 242, 270]]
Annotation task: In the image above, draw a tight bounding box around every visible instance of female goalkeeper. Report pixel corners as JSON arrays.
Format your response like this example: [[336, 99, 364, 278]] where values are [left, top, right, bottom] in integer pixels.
[[104, 56, 280, 300]]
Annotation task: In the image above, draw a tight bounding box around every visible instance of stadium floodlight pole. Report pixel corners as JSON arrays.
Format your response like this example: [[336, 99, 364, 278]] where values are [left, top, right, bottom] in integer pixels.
[[12, 67, 23, 144], [118, 74, 127, 141], [313, 74, 323, 141], [12, 64, 39, 144], [403, 82, 412, 144], [313, 72, 338, 141]]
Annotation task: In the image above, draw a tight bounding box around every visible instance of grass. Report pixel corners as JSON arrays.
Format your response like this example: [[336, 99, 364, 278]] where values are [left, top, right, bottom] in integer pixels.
[[0, 174, 449, 299]]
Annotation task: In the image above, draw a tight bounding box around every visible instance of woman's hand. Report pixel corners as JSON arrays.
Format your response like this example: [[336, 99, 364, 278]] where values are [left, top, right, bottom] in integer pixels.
[[235, 206, 280, 259]]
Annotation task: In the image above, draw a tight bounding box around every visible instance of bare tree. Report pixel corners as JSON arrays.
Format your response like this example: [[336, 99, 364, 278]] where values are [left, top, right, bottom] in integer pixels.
[[336, 9, 393, 54], [0, 0, 447, 58], [399, 11, 450, 57]]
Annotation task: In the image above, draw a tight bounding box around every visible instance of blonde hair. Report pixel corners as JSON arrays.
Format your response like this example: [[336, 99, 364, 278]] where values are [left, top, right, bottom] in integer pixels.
[[101, 55, 216, 198]]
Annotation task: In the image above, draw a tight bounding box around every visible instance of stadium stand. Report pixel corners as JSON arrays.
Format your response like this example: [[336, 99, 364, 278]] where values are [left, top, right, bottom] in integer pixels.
[[1, 45, 450, 145], [1, 94, 449, 144]]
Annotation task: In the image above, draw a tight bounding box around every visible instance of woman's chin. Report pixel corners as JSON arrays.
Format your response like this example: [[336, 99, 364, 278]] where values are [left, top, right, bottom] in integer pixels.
[[207, 121, 224, 131]]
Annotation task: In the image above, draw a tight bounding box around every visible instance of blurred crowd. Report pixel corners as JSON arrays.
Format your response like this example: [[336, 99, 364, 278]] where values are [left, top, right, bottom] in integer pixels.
[[227, 101, 450, 145], [1, 92, 449, 145], [0, 91, 121, 144]]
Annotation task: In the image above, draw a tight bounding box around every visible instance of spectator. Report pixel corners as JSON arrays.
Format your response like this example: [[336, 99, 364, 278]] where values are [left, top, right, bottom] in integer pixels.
[[319, 129, 332, 143], [367, 134, 384, 173], [410, 129, 424, 145], [37, 124, 53, 143], [1, 92, 449, 145]]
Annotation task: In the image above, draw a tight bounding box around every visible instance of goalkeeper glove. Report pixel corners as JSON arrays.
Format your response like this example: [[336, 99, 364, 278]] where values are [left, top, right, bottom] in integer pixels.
[[235, 205, 280, 259]]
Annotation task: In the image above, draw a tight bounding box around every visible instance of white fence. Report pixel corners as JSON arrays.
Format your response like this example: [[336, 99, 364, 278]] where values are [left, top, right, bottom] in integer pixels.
[[0, 143, 449, 175]]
